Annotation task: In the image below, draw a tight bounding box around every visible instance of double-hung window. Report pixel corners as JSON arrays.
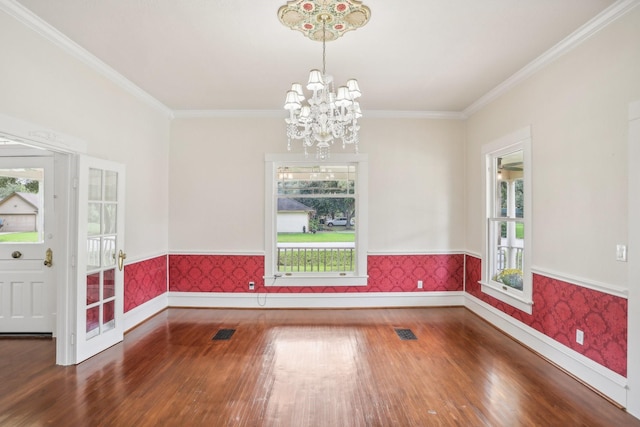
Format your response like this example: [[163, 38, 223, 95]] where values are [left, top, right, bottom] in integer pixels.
[[265, 154, 368, 287], [481, 127, 532, 313]]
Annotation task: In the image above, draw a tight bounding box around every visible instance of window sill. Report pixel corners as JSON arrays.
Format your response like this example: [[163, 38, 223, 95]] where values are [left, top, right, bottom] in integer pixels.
[[264, 274, 368, 287], [478, 281, 533, 314]]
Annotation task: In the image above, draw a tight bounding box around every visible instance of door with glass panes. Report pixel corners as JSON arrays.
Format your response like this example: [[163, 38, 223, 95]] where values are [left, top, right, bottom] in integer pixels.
[[75, 156, 125, 363]]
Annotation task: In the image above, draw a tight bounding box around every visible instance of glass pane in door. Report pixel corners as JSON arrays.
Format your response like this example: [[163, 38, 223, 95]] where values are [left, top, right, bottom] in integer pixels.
[[104, 171, 117, 201], [103, 301, 115, 332], [86, 306, 99, 336], [86, 273, 100, 305], [0, 167, 45, 243], [104, 269, 115, 299], [88, 168, 102, 201]]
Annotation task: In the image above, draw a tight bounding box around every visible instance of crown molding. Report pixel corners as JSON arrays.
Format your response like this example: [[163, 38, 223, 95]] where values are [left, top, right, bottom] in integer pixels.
[[463, 0, 640, 117], [0, 0, 174, 119]]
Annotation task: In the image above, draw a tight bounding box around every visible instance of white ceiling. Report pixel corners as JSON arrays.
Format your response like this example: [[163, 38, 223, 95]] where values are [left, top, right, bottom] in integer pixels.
[[12, 0, 619, 114]]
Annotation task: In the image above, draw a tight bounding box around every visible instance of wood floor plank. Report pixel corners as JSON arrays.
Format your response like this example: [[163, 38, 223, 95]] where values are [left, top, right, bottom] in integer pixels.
[[0, 307, 637, 426]]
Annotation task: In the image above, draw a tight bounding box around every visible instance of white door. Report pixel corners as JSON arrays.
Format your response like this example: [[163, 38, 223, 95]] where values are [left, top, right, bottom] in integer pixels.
[[75, 156, 125, 363], [0, 156, 55, 333]]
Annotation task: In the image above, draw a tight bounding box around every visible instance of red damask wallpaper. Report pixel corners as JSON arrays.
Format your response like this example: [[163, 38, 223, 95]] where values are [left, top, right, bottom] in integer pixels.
[[124, 255, 168, 312], [168, 254, 464, 293], [465, 255, 627, 377]]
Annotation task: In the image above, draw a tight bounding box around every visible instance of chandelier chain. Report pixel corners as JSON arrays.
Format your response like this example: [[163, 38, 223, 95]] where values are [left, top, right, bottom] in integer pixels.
[[322, 18, 327, 75]]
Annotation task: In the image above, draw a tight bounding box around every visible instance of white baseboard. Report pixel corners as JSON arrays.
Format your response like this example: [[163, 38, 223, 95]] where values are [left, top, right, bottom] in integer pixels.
[[465, 293, 628, 407], [124, 294, 168, 332], [168, 291, 465, 309]]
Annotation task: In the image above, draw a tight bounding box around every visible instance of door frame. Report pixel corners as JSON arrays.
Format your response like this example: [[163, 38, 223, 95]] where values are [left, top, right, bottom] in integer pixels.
[[0, 112, 86, 365], [627, 99, 640, 417]]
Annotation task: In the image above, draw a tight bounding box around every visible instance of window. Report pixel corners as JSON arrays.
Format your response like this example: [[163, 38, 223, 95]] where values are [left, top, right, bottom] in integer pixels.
[[0, 166, 44, 243], [265, 154, 368, 286], [481, 127, 532, 313]]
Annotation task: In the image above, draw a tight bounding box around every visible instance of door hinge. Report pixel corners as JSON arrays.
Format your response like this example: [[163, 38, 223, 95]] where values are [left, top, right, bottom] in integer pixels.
[[70, 333, 75, 345]]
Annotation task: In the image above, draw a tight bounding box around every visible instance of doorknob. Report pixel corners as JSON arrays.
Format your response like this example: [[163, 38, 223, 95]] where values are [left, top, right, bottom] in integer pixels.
[[118, 250, 127, 271], [11, 251, 22, 259], [44, 248, 53, 267]]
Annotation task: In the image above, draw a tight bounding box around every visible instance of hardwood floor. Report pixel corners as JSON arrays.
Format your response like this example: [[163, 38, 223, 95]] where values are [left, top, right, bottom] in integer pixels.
[[0, 307, 637, 426]]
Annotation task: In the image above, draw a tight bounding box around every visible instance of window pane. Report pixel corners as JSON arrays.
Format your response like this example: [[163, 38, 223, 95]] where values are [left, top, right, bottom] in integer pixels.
[[276, 164, 356, 196], [497, 181, 507, 217], [88, 203, 101, 235], [0, 167, 44, 243], [102, 236, 116, 267], [495, 150, 523, 218], [86, 306, 99, 337], [87, 237, 101, 270], [86, 272, 100, 305], [103, 204, 117, 235], [88, 168, 102, 201], [515, 179, 524, 218], [104, 171, 117, 202], [490, 219, 524, 290], [104, 268, 115, 299], [103, 301, 115, 332], [276, 196, 355, 273]]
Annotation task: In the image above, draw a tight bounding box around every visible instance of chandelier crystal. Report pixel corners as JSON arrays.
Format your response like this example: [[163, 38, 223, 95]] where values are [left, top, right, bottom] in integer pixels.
[[279, 1, 370, 159]]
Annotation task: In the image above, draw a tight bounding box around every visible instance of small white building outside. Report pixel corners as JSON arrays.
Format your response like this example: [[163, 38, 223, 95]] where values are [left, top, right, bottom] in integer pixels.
[[0, 192, 39, 232], [277, 199, 314, 233]]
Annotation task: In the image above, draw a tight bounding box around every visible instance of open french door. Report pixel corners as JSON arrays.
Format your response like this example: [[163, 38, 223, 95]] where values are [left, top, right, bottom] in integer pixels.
[[75, 156, 125, 363]]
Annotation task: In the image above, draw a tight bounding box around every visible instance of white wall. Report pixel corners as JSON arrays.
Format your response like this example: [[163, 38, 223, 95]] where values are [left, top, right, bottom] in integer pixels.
[[363, 118, 466, 253], [0, 10, 171, 260], [465, 6, 640, 288], [169, 116, 466, 254]]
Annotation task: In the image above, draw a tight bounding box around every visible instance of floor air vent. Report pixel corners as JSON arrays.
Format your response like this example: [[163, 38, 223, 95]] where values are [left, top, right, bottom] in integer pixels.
[[212, 329, 236, 341], [395, 328, 417, 340]]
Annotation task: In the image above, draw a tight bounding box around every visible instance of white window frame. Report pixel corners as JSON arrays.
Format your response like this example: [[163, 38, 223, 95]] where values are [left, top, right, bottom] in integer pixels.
[[264, 153, 368, 287], [480, 126, 533, 314]]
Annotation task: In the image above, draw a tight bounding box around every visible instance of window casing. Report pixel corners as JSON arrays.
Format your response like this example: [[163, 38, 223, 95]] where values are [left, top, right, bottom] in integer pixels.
[[265, 154, 368, 286], [481, 127, 532, 313]]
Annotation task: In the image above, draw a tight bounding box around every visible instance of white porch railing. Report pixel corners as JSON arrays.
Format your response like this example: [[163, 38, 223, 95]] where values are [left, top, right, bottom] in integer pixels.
[[277, 243, 355, 273]]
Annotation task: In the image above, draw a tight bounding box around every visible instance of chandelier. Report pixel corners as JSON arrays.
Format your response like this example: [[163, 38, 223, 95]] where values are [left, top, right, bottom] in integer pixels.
[[278, 0, 371, 160]]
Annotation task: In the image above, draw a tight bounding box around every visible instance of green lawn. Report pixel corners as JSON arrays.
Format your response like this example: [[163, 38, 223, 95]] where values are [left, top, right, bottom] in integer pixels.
[[0, 232, 39, 242], [501, 223, 525, 239], [278, 231, 355, 243]]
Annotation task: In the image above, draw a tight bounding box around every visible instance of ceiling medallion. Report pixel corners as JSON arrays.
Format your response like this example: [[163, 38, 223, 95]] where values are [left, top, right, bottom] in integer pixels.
[[278, 0, 371, 42]]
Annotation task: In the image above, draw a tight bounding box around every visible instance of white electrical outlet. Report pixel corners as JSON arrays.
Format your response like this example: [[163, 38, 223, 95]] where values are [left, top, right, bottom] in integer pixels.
[[417, 280, 423, 289], [576, 329, 584, 345], [249, 281, 255, 290]]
